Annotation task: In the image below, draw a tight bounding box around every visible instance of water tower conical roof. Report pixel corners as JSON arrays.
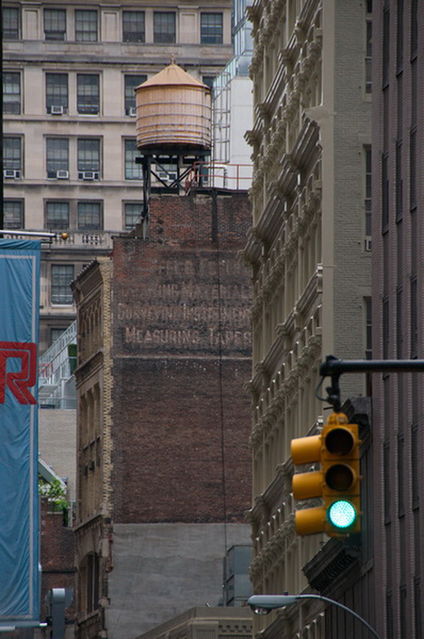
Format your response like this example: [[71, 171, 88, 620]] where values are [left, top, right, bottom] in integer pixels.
[[136, 63, 209, 90]]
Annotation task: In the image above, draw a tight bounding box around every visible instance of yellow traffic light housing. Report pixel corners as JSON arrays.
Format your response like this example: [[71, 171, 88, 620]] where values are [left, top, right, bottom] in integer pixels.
[[291, 412, 361, 536]]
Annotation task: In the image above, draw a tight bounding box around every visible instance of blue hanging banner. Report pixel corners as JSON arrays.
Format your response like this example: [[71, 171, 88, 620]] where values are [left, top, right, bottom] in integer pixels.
[[0, 239, 41, 627]]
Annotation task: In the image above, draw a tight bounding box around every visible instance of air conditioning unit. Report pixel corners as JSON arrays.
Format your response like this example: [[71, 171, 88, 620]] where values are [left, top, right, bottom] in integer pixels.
[[364, 237, 372, 251], [50, 105, 64, 115], [127, 106, 137, 117], [78, 171, 99, 181], [3, 169, 21, 179], [56, 170, 69, 179]]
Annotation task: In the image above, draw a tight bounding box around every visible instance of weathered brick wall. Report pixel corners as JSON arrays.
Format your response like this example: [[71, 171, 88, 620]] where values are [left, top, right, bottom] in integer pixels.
[[111, 192, 252, 523], [40, 499, 75, 622]]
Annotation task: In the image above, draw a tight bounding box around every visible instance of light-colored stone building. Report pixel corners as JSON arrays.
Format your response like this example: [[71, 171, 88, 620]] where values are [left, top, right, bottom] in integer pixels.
[[244, 1, 372, 637], [3, 0, 233, 352]]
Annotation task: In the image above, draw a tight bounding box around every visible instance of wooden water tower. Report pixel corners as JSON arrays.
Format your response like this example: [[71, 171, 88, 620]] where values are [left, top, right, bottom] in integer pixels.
[[135, 63, 211, 224]]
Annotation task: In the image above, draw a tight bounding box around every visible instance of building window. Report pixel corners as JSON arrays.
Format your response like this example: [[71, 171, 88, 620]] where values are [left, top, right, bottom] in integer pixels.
[[202, 75, 216, 96], [382, 152, 389, 232], [51, 265, 75, 305], [365, 297, 372, 359], [396, 0, 403, 72], [44, 8, 66, 40], [124, 203, 142, 230], [77, 202, 102, 230], [4, 137, 22, 173], [3, 72, 21, 114], [410, 128, 416, 209], [382, 297, 389, 359], [153, 12, 176, 43], [77, 75, 100, 114], [86, 553, 99, 614], [201, 13, 223, 44], [382, 8, 390, 87], [46, 138, 69, 177], [75, 10, 98, 42], [46, 73, 68, 113], [4, 200, 24, 229], [124, 75, 146, 115], [77, 139, 100, 177], [411, 0, 417, 59], [365, 14, 372, 93], [123, 11, 145, 42], [395, 141, 403, 221], [364, 145, 372, 237], [410, 276, 417, 357], [124, 139, 141, 180], [3, 7, 20, 40], [46, 202, 70, 229]]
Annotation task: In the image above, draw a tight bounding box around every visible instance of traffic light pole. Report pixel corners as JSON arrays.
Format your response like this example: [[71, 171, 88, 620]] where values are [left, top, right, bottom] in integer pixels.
[[319, 355, 424, 411]]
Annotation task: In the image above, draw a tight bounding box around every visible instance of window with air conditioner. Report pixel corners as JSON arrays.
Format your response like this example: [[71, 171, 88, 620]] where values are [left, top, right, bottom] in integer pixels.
[[77, 74, 100, 114], [4, 136, 22, 176], [4, 200, 24, 229], [78, 139, 101, 179], [3, 72, 21, 114], [75, 10, 98, 42], [46, 74, 68, 114], [124, 75, 146, 115], [46, 201, 70, 230], [124, 139, 142, 180], [46, 137, 69, 178], [44, 8, 66, 41]]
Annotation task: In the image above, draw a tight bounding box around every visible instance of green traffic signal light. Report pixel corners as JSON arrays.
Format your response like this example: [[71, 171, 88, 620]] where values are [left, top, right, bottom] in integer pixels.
[[327, 499, 357, 529]]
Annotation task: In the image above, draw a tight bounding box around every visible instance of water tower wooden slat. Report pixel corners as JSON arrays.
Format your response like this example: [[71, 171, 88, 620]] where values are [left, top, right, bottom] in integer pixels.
[[135, 63, 211, 155], [134, 63, 212, 232]]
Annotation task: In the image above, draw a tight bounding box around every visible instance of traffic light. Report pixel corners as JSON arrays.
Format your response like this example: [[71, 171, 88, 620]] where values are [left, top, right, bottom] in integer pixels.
[[291, 412, 361, 536]]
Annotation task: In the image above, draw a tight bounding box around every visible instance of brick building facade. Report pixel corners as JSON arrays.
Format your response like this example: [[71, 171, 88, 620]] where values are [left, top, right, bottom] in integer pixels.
[[371, 2, 424, 637], [72, 191, 252, 639]]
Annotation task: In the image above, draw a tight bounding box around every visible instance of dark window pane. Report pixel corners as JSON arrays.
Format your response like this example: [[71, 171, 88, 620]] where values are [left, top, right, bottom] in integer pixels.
[[383, 8, 390, 87], [3, 7, 20, 40], [124, 203, 142, 230], [46, 202, 70, 229], [51, 265, 74, 305], [124, 75, 147, 113], [46, 73, 68, 111], [77, 202, 101, 230], [75, 10, 97, 42], [77, 139, 100, 172], [4, 200, 23, 229], [201, 13, 223, 44], [124, 139, 142, 179], [123, 11, 145, 42], [46, 138, 69, 174], [4, 137, 22, 170], [77, 75, 99, 114], [365, 19, 372, 93], [44, 8, 66, 40], [3, 72, 21, 114], [382, 152, 389, 231], [154, 12, 176, 43]]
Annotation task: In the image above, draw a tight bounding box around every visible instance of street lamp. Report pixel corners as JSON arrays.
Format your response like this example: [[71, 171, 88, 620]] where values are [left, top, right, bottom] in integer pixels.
[[248, 594, 381, 639]]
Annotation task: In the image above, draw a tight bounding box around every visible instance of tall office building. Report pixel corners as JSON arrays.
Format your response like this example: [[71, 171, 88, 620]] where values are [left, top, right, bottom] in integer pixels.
[[3, 0, 232, 352], [244, 1, 372, 636], [371, 2, 424, 637]]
